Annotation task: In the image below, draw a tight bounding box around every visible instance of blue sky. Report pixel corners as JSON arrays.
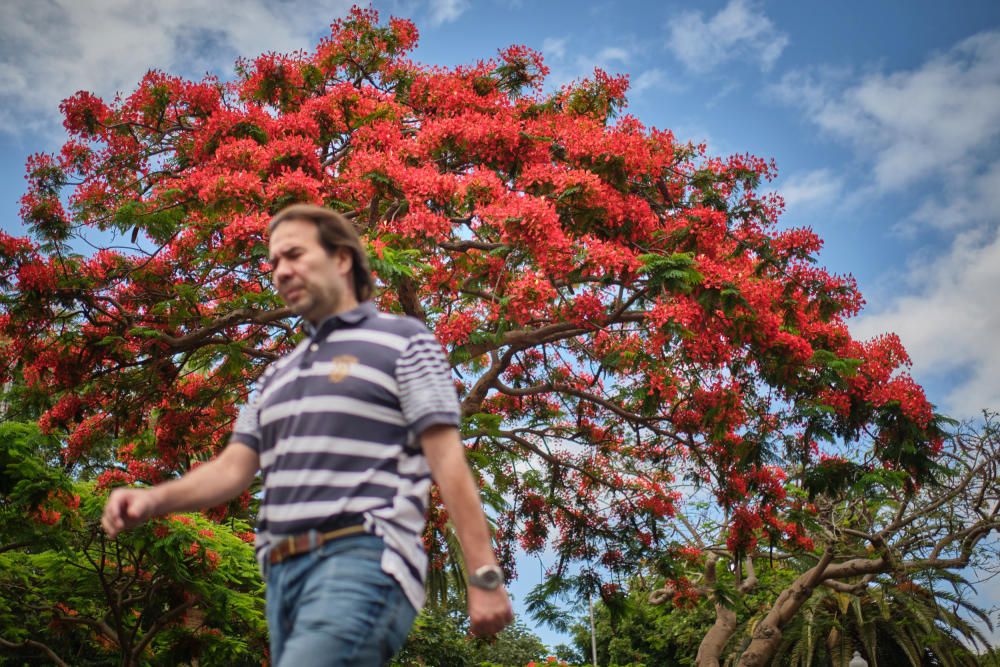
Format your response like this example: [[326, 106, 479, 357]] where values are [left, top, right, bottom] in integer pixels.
[[2, 0, 999, 651]]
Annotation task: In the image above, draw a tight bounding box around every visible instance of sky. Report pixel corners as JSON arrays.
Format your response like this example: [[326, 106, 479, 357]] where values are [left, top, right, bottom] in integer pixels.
[[2, 0, 999, 653]]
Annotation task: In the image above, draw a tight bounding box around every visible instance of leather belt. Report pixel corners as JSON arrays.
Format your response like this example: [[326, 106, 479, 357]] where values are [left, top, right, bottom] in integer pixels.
[[268, 524, 367, 565]]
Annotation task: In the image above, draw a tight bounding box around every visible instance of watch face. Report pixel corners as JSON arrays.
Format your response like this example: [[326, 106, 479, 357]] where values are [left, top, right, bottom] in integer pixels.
[[472, 565, 503, 589], [481, 569, 502, 586]]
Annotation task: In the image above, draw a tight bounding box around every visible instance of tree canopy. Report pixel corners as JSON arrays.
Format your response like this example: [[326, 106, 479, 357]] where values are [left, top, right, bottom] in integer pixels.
[[1, 6, 951, 651]]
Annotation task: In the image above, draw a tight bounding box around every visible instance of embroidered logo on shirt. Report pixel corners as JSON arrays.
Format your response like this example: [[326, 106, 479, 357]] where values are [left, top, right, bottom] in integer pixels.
[[328, 355, 358, 382]]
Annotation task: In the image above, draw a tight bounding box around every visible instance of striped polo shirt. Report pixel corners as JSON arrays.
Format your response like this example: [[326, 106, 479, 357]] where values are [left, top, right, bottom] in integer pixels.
[[230, 301, 461, 611]]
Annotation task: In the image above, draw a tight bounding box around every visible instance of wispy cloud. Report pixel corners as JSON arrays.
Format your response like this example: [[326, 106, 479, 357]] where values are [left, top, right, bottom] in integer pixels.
[[784, 30, 1000, 417], [542, 40, 637, 90], [541, 36, 568, 62], [0, 0, 356, 138], [666, 0, 788, 74], [539, 32, 672, 100], [773, 169, 844, 212], [424, 0, 468, 26], [910, 158, 1000, 231], [538, 39, 677, 101], [631, 68, 667, 95], [595, 47, 629, 65], [770, 31, 1000, 193]]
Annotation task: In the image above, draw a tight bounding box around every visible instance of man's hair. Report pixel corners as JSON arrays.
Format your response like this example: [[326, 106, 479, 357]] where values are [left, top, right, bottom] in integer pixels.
[[268, 203, 375, 302]]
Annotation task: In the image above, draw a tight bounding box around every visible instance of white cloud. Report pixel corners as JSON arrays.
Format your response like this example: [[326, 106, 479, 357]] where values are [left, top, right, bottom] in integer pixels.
[[703, 81, 741, 109], [631, 68, 666, 95], [539, 35, 669, 99], [541, 37, 568, 62], [425, 0, 468, 26], [771, 30, 1000, 418], [0, 0, 356, 137], [851, 226, 1000, 417], [666, 0, 788, 74], [775, 169, 844, 212], [911, 160, 1000, 231], [770, 31, 1000, 192], [595, 47, 629, 65]]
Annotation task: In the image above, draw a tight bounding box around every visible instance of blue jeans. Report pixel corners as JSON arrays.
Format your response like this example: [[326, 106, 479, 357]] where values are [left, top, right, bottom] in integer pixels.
[[265, 534, 417, 666]]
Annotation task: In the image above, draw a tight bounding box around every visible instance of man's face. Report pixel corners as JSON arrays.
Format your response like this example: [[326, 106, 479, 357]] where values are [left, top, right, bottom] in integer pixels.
[[268, 218, 353, 324]]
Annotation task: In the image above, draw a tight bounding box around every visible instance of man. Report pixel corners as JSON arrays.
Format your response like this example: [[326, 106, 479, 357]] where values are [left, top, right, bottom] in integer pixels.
[[102, 203, 513, 665]]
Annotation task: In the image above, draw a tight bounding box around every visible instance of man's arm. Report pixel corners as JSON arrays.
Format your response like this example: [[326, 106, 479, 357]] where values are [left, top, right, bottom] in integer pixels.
[[420, 424, 514, 637], [101, 442, 259, 538]]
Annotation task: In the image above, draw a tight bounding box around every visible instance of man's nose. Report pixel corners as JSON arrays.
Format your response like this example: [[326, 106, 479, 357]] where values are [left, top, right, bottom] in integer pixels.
[[273, 262, 293, 284]]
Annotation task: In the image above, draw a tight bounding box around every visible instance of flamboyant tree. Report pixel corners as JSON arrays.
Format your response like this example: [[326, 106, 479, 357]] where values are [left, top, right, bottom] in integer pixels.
[[2, 3, 946, 645]]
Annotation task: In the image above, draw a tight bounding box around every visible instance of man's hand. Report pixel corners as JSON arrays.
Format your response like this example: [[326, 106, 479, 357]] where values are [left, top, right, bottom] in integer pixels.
[[100, 442, 259, 539], [102, 487, 161, 538], [468, 586, 514, 637], [420, 425, 513, 635]]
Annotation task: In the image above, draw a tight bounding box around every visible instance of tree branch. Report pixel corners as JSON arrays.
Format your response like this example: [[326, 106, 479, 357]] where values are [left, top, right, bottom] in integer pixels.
[[460, 349, 515, 416], [131, 596, 199, 661], [0, 637, 70, 667], [459, 311, 647, 359], [0, 541, 34, 554], [150, 307, 293, 351]]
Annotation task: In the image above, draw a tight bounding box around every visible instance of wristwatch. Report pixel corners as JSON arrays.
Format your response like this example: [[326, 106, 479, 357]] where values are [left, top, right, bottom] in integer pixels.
[[468, 564, 504, 590]]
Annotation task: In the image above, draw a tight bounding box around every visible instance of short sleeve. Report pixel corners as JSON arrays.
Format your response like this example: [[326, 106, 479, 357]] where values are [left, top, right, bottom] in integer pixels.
[[230, 380, 266, 452], [395, 331, 461, 437]]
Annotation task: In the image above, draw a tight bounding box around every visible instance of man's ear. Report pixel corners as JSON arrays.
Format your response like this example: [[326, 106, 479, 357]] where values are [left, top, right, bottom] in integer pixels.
[[336, 247, 354, 275]]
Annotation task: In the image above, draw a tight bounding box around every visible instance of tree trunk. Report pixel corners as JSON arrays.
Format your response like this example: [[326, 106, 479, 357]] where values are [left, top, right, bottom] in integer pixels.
[[696, 603, 739, 667], [694, 555, 756, 667], [737, 550, 834, 667], [826, 627, 849, 667]]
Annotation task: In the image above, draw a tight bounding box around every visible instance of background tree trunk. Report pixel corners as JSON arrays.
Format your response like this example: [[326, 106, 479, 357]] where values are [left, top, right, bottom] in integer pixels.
[[696, 604, 738, 667]]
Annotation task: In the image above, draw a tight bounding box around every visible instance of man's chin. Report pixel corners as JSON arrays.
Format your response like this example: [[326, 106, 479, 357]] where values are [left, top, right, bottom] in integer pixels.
[[284, 298, 311, 317]]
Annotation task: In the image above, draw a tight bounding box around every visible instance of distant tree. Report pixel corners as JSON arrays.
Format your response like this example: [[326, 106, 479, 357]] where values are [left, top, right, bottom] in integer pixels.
[[981, 647, 1000, 667], [391, 602, 548, 667], [553, 642, 587, 666], [577, 568, 995, 667], [472, 619, 548, 666], [774, 570, 991, 666], [392, 605, 475, 667], [640, 415, 1000, 666], [568, 570, 787, 667]]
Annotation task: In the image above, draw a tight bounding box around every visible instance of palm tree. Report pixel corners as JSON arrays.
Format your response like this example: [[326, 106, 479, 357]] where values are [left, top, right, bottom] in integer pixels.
[[767, 571, 993, 667]]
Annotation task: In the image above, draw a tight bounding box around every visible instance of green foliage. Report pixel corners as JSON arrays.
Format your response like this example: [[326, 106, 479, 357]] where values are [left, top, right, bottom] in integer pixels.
[[572, 562, 996, 667], [808, 349, 861, 380], [802, 458, 864, 500], [0, 421, 71, 519], [393, 605, 475, 666], [526, 574, 588, 634], [553, 642, 586, 665], [473, 620, 548, 667], [0, 424, 267, 666], [392, 604, 549, 667], [367, 243, 428, 281], [570, 582, 717, 667], [638, 252, 703, 296]]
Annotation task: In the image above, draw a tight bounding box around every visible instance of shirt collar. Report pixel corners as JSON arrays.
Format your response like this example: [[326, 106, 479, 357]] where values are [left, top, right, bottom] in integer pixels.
[[306, 301, 376, 337]]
